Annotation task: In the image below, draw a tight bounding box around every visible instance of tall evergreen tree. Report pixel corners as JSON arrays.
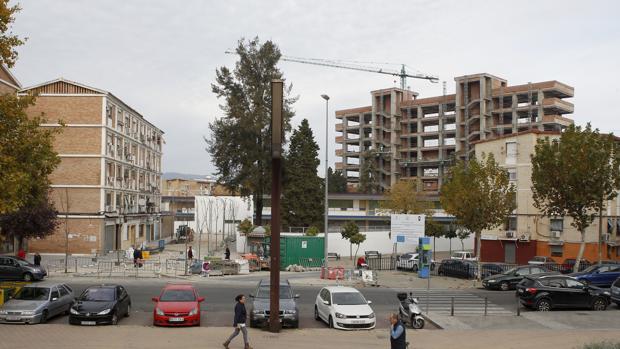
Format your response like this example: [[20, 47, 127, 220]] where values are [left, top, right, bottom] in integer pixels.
[[359, 150, 380, 193], [327, 167, 347, 193], [282, 119, 323, 228], [208, 37, 297, 224]]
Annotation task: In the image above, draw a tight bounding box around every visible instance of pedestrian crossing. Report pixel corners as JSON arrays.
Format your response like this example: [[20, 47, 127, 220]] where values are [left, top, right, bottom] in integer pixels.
[[400, 288, 513, 316]]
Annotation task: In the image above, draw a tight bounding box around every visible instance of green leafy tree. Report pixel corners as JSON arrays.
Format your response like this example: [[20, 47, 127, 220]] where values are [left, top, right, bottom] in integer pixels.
[[425, 216, 444, 260], [457, 229, 471, 252], [340, 221, 360, 260], [0, 95, 61, 216], [359, 150, 379, 193], [282, 119, 323, 228], [0, 192, 59, 248], [381, 179, 430, 214], [237, 218, 254, 253], [0, 1, 25, 68], [440, 153, 516, 280], [327, 167, 347, 193], [531, 124, 620, 271], [350, 232, 367, 267], [208, 37, 297, 224], [305, 226, 319, 237]]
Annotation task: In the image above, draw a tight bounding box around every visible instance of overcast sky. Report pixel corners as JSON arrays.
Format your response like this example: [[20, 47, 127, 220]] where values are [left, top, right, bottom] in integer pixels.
[[11, 0, 620, 176]]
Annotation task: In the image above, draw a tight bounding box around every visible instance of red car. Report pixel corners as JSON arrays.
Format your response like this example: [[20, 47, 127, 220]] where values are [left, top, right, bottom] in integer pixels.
[[152, 284, 204, 326]]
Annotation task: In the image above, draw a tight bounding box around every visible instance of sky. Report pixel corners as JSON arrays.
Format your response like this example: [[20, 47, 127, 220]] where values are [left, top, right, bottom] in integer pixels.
[[10, 0, 620, 176]]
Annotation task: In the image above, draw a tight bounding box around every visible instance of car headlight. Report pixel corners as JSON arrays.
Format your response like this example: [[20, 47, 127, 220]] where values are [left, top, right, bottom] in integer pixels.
[[488, 280, 497, 283], [284, 309, 297, 314], [97, 309, 111, 315], [0, 310, 8, 315], [335, 312, 345, 319], [604, 291, 611, 296], [21, 311, 35, 315], [70, 308, 79, 315], [368, 313, 375, 319], [189, 308, 198, 316], [156, 308, 164, 316]]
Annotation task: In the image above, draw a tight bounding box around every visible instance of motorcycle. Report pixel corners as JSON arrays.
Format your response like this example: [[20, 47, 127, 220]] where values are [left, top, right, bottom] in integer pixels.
[[397, 292, 425, 329]]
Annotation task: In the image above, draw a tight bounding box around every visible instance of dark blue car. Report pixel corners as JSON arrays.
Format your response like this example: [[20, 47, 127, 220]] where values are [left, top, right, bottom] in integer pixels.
[[570, 264, 620, 288]]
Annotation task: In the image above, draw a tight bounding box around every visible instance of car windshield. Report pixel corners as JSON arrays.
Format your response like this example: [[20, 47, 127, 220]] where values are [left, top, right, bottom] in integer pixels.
[[581, 265, 600, 273], [14, 287, 49, 301], [256, 286, 292, 299], [332, 292, 367, 305], [160, 289, 196, 302], [504, 267, 517, 275], [81, 288, 115, 302]]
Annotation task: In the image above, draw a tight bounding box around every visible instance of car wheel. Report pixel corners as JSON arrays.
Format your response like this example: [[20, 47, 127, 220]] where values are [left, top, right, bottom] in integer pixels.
[[500, 282, 510, 291], [592, 297, 608, 311], [314, 306, 320, 321], [412, 265, 419, 272], [328, 316, 334, 329], [536, 298, 552, 311], [249, 319, 257, 328], [438, 270, 443, 276], [40, 310, 48, 324], [111, 312, 118, 325], [23, 272, 33, 282], [125, 304, 131, 317]]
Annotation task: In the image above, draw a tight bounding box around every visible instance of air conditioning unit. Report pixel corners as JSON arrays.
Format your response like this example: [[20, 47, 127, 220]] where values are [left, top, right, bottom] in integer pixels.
[[505, 231, 515, 239], [551, 231, 562, 239], [519, 234, 530, 242]]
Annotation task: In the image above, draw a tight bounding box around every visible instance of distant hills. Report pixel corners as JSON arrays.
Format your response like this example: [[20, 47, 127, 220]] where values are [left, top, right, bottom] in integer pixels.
[[162, 172, 210, 180]]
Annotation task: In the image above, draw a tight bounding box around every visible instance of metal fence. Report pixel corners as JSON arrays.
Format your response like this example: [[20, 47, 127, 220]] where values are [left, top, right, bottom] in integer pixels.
[[367, 256, 397, 270], [299, 258, 324, 268]]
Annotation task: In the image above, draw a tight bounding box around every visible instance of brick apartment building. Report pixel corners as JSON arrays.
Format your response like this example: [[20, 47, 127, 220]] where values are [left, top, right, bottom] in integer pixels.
[[18, 78, 164, 254], [335, 73, 574, 196], [474, 130, 620, 264]]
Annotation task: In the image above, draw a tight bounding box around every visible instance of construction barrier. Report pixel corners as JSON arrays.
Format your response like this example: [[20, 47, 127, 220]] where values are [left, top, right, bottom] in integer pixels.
[[320, 266, 345, 280], [0, 281, 29, 306]]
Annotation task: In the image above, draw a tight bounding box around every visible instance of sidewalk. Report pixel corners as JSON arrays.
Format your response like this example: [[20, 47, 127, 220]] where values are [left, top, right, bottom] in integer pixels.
[[1, 326, 618, 349]]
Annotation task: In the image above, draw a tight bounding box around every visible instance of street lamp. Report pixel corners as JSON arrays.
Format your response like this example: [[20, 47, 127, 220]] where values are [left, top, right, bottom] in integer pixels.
[[321, 94, 330, 268]]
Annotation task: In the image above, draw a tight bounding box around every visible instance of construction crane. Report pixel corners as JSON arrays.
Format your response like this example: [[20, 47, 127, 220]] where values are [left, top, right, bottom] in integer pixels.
[[224, 51, 438, 90]]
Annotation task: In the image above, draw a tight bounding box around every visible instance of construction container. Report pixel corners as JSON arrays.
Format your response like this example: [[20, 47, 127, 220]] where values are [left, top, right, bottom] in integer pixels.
[[278, 236, 325, 271]]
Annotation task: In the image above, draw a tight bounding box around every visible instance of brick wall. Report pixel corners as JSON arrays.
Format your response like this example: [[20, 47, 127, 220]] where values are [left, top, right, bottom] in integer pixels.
[[50, 157, 101, 186], [50, 188, 101, 214], [48, 126, 102, 154], [27, 96, 103, 125], [28, 218, 102, 254]]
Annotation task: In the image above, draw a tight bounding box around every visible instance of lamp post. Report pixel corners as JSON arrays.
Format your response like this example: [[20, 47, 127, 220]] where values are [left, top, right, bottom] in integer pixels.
[[321, 94, 330, 267]]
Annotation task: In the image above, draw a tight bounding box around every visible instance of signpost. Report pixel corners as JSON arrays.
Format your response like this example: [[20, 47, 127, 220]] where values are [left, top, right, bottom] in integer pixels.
[[391, 214, 425, 244], [269, 80, 283, 333]]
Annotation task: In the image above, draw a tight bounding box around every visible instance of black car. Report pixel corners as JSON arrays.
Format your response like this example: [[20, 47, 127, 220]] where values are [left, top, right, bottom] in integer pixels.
[[438, 260, 503, 279], [249, 279, 299, 328], [483, 265, 553, 291], [610, 277, 620, 307], [516, 274, 610, 311], [0, 255, 47, 281], [69, 285, 131, 325]]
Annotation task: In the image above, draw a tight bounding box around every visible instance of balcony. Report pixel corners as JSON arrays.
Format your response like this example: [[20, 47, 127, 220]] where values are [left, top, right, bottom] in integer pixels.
[[542, 98, 574, 114], [335, 123, 343, 132], [335, 136, 344, 143]]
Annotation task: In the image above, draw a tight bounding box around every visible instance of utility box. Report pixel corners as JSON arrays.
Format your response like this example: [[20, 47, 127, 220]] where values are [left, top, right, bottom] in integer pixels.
[[266, 235, 325, 270]]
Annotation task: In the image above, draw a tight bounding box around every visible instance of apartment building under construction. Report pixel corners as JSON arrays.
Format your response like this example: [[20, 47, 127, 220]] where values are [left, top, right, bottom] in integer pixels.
[[335, 73, 574, 195]]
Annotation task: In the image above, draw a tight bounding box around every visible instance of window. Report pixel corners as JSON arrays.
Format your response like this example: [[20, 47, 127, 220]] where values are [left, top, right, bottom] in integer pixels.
[[608, 219, 614, 235], [505, 216, 517, 231], [63, 284, 73, 293], [58, 286, 69, 297], [506, 142, 517, 165], [550, 245, 563, 257], [566, 279, 584, 289], [550, 218, 563, 231], [507, 168, 517, 181], [51, 288, 60, 300]]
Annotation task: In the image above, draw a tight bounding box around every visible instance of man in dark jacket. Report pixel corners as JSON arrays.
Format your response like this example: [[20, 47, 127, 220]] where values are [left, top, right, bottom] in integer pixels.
[[223, 294, 252, 349], [33, 252, 42, 266], [133, 247, 141, 267], [389, 313, 407, 349]]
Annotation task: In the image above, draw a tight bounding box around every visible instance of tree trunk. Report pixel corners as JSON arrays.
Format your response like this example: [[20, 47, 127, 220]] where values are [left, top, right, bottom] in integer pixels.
[[476, 231, 482, 281], [254, 192, 263, 226], [598, 198, 603, 266], [432, 236, 436, 261], [574, 229, 587, 273], [449, 238, 452, 257], [354, 244, 361, 268], [349, 243, 352, 260]]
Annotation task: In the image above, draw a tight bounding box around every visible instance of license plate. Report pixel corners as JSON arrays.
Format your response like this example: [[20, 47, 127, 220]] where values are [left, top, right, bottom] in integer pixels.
[[351, 320, 364, 324], [169, 317, 184, 322], [81, 321, 96, 326], [6, 316, 20, 321]]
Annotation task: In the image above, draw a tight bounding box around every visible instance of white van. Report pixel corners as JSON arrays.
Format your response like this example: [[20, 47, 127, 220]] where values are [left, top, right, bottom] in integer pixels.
[[450, 251, 477, 261]]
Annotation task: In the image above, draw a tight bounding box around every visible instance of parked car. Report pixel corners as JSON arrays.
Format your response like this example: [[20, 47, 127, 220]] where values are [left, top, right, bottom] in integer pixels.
[[327, 252, 341, 261], [610, 278, 620, 307], [438, 260, 501, 279], [396, 252, 436, 271], [450, 251, 476, 261], [69, 285, 131, 325], [570, 264, 620, 288], [152, 283, 204, 326], [364, 251, 381, 259], [314, 286, 375, 330], [560, 258, 591, 274], [483, 265, 553, 291], [0, 282, 73, 324], [249, 279, 299, 328], [528, 256, 556, 266], [0, 255, 47, 281], [516, 274, 610, 311]]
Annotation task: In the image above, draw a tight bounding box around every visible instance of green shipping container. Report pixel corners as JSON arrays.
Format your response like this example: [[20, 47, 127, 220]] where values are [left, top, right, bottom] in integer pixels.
[[278, 236, 325, 270]]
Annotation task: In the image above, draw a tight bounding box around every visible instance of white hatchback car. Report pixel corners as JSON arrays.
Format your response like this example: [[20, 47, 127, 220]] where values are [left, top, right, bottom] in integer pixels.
[[314, 286, 375, 330]]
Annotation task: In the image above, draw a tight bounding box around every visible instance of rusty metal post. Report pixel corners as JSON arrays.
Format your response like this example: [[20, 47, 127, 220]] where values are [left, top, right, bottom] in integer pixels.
[[269, 80, 284, 333]]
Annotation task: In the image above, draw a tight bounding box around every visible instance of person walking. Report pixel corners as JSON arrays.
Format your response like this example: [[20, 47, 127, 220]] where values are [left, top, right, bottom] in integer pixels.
[[133, 246, 141, 267], [187, 246, 194, 263], [225, 246, 231, 260], [223, 294, 252, 349], [389, 313, 407, 349], [33, 252, 42, 266]]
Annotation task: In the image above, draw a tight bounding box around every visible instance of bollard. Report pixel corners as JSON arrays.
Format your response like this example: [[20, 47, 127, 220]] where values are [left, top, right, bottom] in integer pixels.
[[484, 297, 488, 316], [451, 297, 455, 316]]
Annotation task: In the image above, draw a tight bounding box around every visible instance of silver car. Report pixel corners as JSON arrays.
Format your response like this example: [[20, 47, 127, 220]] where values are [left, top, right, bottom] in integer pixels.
[[0, 282, 74, 324]]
